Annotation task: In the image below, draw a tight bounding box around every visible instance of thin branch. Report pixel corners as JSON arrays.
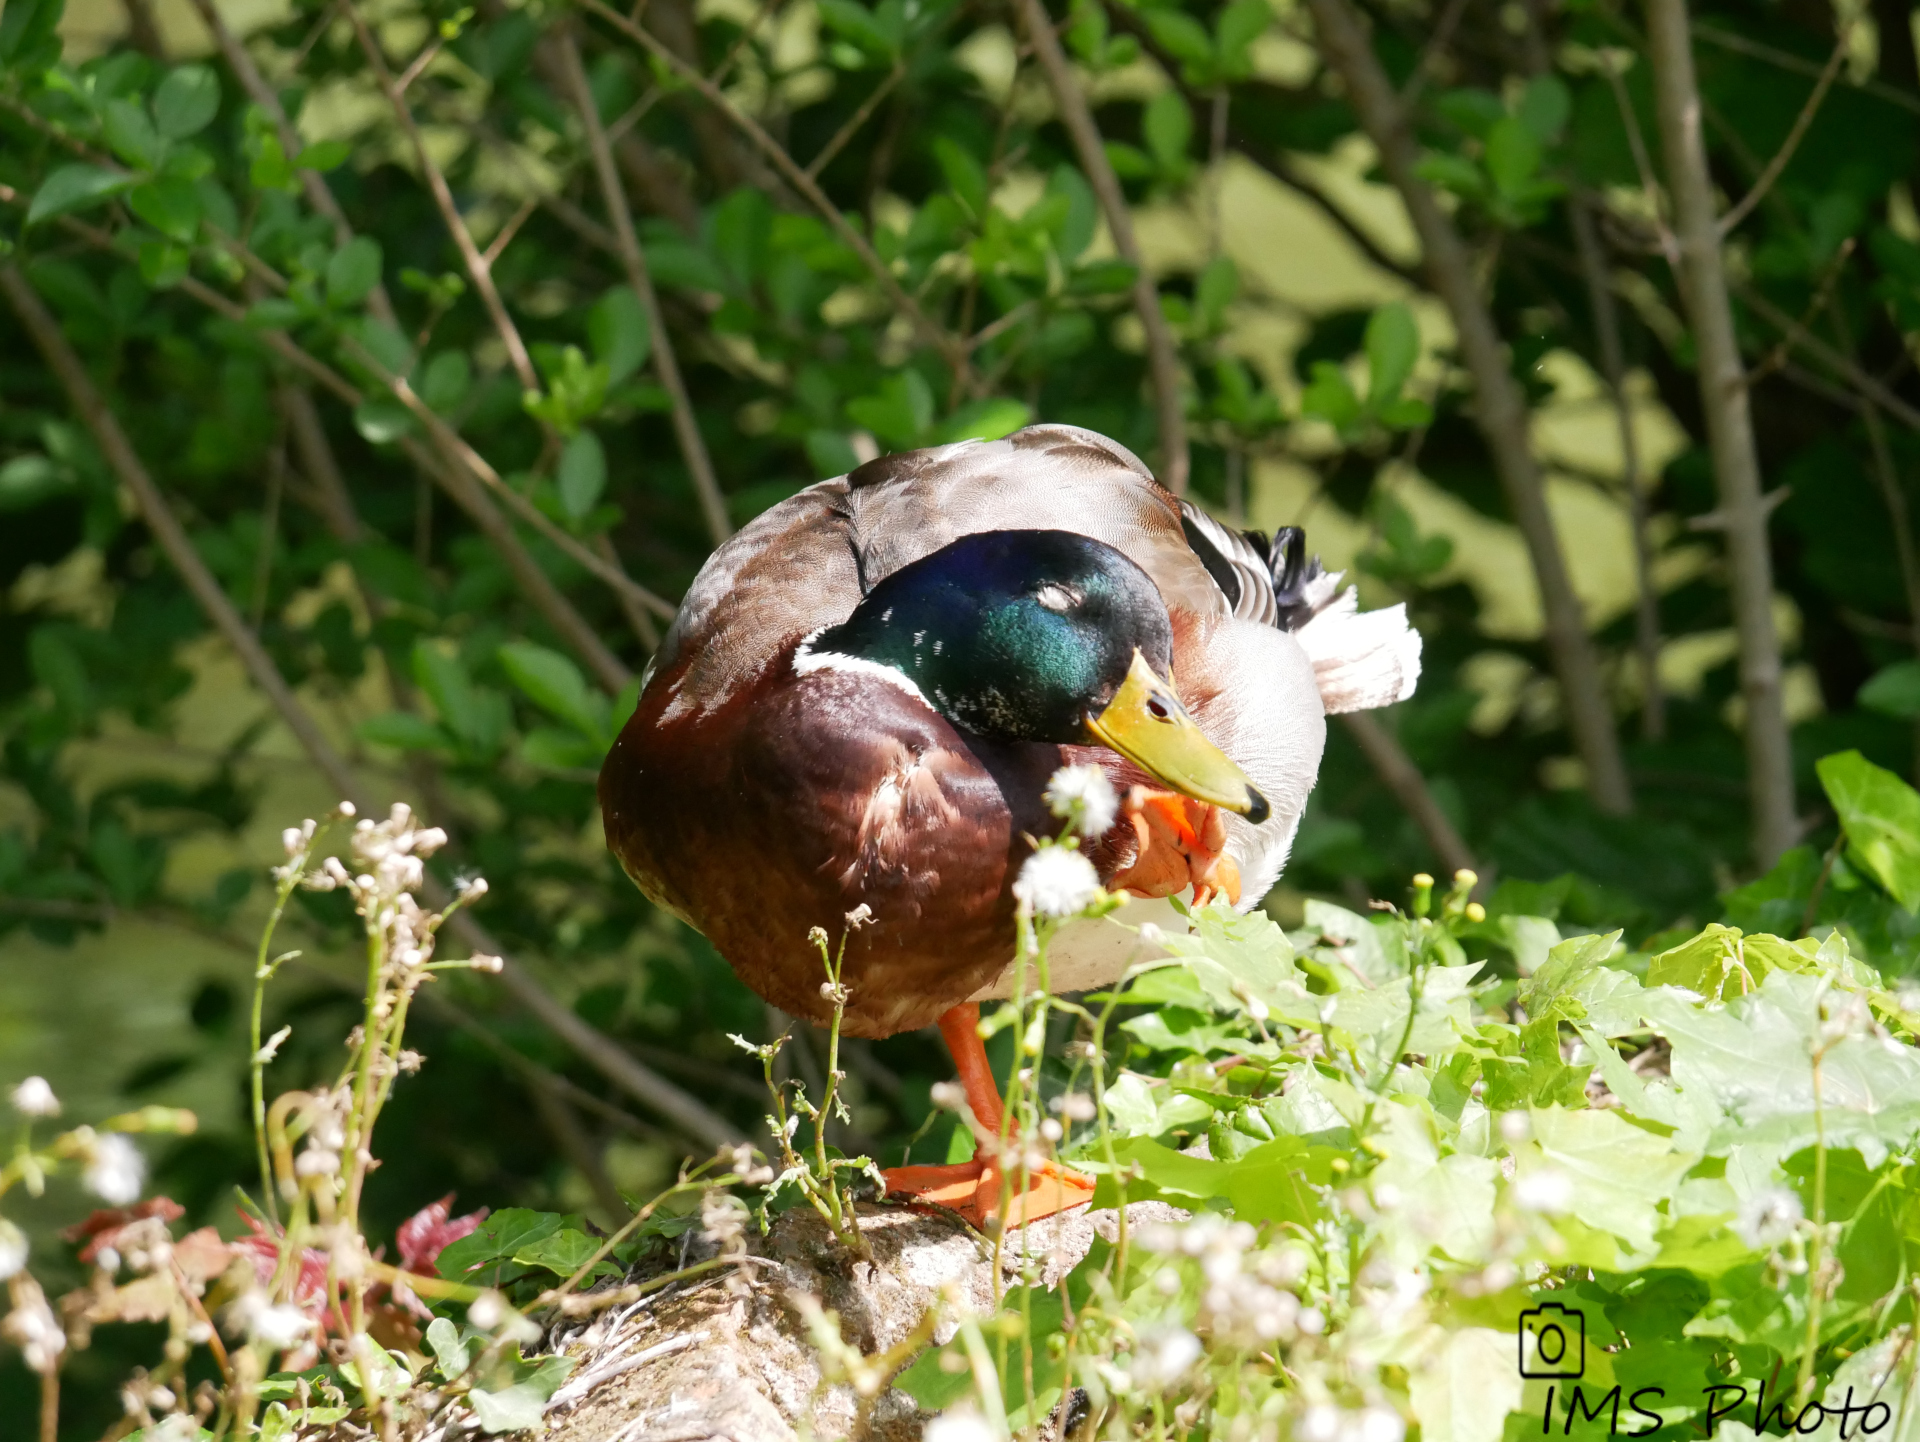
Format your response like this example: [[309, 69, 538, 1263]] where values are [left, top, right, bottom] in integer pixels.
[[556, 28, 733, 549], [1305, 0, 1633, 815], [805, 61, 905, 181], [181, 0, 400, 330], [1396, 0, 1472, 113], [1, 261, 738, 1151], [1599, 53, 1680, 270], [578, 0, 977, 391], [1718, 33, 1847, 237], [1017, 0, 1189, 494], [1570, 194, 1665, 741], [1693, 22, 1920, 118], [1737, 282, 1920, 431], [1646, 0, 1796, 866], [1340, 712, 1479, 879], [344, 0, 541, 394]]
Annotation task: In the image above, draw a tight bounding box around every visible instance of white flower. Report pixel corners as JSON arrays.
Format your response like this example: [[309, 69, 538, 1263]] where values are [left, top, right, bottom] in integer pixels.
[[1014, 846, 1102, 917], [1514, 1168, 1573, 1213], [468, 1290, 508, 1330], [1044, 764, 1119, 836], [10, 1077, 58, 1118], [0, 1219, 26, 1280], [1, 1281, 64, 1373], [925, 1407, 997, 1442], [1130, 1324, 1202, 1389], [84, 1135, 144, 1205], [1735, 1186, 1804, 1249], [1300, 1405, 1405, 1442], [251, 1304, 314, 1352]]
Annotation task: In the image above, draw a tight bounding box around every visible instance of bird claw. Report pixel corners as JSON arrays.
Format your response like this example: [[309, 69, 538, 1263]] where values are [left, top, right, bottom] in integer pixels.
[[1108, 787, 1241, 906]]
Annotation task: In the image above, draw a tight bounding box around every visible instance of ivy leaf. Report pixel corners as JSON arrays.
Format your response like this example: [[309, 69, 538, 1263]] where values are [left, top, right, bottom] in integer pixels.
[[424, 1317, 470, 1381]]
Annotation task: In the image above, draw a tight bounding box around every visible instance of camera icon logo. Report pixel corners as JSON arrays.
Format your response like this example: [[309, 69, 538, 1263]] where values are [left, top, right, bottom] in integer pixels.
[[1518, 1302, 1585, 1380]]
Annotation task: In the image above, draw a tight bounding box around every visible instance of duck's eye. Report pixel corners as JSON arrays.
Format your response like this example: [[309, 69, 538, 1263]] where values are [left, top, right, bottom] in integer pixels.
[[1033, 583, 1082, 612]]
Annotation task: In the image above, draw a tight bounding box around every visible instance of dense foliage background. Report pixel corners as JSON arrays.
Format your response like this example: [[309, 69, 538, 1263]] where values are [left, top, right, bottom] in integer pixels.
[[7, 0, 1920, 1423]]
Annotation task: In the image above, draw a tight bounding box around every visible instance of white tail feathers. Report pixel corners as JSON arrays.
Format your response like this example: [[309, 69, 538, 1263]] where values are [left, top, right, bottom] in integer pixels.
[[1295, 585, 1422, 714]]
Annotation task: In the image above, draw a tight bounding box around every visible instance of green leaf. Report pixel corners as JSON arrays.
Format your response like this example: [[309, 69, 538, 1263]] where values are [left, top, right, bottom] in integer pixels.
[[425, 1317, 470, 1380], [520, 726, 605, 770], [1300, 360, 1361, 434], [102, 98, 163, 169], [435, 1207, 562, 1278], [1143, 7, 1212, 66], [1484, 116, 1544, 200], [0, 0, 63, 65], [1860, 660, 1920, 718], [420, 350, 471, 413], [353, 398, 414, 444], [128, 178, 201, 243], [805, 429, 861, 478], [933, 397, 1030, 445], [932, 137, 989, 216], [498, 641, 608, 742], [468, 1384, 549, 1434], [1142, 90, 1193, 170], [1409, 1327, 1525, 1442], [1515, 74, 1571, 144], [1524, 1106, 1696, 1252], [1818, 749, 1920, 910], [588, 286, 651, 385], [1214, 0, 1271, 74], [512, 1227, 603, 1276], [296, 137, 350, 172], [327, 236, 384, 308], [1364, 302, 1420, 408], [357, 712, 451, 753], [846, 370, 934, 449], [557, 430, 607, 519], [27, 164, 134, 225], [153, 63, 220, 139]]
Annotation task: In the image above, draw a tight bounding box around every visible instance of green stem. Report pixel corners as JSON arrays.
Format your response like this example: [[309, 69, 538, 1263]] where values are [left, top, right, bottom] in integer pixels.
[[249, 872, 304, 1230]]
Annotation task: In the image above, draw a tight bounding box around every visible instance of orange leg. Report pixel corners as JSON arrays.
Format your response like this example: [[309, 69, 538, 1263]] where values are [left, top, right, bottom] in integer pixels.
[[880, 1004, 1095, 1228], [1108, 788, 1243, 906]]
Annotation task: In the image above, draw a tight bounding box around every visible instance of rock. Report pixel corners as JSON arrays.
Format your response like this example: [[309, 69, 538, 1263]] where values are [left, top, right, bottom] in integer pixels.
[[534, 1200, 1185, 1442]]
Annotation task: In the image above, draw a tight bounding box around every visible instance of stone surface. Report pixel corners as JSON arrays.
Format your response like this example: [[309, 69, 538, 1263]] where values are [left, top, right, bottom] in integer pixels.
[[533, 1200, 1184, 1442]]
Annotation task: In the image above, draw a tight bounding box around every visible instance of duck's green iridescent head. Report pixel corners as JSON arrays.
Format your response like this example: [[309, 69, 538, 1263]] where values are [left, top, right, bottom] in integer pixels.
[[799, 529, 1270, 823]]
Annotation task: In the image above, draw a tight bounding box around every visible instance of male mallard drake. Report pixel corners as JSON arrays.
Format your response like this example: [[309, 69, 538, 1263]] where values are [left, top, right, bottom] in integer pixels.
[[599, 424, 1419, 1223]]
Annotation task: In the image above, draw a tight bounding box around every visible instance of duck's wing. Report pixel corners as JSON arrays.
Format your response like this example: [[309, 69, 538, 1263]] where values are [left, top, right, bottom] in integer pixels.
[[1176, 504, 1421, 715]]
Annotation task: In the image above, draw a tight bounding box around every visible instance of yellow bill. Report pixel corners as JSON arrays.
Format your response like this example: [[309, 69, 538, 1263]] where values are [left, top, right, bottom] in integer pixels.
[[1085, 651, 1271, 824]]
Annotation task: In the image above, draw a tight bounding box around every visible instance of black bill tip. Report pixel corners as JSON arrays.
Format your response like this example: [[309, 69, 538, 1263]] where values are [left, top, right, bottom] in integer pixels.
[[1245, 786, 1271, 826]]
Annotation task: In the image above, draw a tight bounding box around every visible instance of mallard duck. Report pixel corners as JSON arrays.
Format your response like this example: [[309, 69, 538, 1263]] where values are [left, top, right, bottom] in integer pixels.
[[599, 424, 1419, 1224]]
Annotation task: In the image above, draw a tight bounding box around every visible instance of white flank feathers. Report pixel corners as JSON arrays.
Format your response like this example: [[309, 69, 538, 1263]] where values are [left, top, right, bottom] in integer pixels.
[[1294, 586, 1422, 714]]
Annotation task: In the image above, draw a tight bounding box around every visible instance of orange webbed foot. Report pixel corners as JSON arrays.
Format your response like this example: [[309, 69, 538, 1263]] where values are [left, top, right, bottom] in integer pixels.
[[1109, 786, 1240, 905], [881, 1155, 1095, 1228]]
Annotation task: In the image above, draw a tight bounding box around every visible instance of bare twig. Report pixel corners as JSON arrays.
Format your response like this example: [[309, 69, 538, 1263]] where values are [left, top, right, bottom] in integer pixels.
[[1718, 33, 1848, 236], [182, 0, 400, 329], [1646, 0, 1796, 865], [1693, 23, 1920, 118], [556, 28, 733, 549], [3, 261, 737, 1151], [1340, 712, 1480, 879], [806, 61, 906, 181], [345, 0, 541, 394], [1737, 282, 1920, 431], [1397, 0, 1472, 112], [1305, 0, 1634, 815], [1017, 0, 1189, 495], [578, 0, 976, 391], [1570, 195, 1665, 741]]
